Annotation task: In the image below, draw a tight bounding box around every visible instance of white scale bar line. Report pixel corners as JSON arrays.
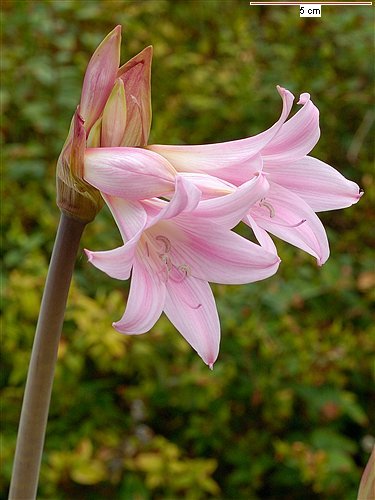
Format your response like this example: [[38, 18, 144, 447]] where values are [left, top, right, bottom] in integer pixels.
[[250, 2, 372, 5]]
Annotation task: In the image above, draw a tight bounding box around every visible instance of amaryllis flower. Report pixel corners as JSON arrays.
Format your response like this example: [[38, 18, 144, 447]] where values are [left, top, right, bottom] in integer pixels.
[[85, 175, 280, 367], [147, 87, 362, 264]]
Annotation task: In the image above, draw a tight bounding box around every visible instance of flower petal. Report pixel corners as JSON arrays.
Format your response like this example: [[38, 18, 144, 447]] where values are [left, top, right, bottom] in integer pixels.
[[265, 156, 363, 212], [102, 195, 147, 241], [80, 26, 121, 133], [147, 86, 294, 184], [84, 147, 176, 199], [113, 255, 166, 334], [248, 182, 330, 265], [140, 175, 202, 228], [262, 92, 320, 163], [180, 172, 235, 199], [85, 240, 138, 280], [164, 272, 220, 367], [157, 176, 201, 221], [85, 198, 146, 277], [246, 214, 278, 255], [117, 46, 153, 146], [162, 218, 280, 284], [194, 173, 269, 228]]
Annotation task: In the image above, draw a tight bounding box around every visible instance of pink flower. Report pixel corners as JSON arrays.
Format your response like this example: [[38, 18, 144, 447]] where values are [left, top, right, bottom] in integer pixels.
[[70, 27, 362, 367], [85, 175, 279, 367], [147, 87, 362, 265]]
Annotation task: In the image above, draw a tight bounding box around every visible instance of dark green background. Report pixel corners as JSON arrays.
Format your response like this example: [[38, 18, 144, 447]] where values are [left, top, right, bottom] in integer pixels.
[[2, 1, 374, 498]]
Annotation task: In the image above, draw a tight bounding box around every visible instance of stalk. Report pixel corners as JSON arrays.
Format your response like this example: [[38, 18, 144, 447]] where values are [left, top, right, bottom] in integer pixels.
[[8, 213, 87, 499]]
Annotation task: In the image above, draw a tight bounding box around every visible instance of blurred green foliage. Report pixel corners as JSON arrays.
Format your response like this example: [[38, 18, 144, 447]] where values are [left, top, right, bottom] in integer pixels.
[[1, 0, 374, 498]]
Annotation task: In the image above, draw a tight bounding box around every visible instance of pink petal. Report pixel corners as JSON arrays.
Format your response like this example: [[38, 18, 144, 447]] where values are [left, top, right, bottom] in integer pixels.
[[80, 26, 121, 134], [113, 255, 166, 334], [164, 271, 220, 367], [163, 218, 280, 284], [246, 214, 278, 255], [139, 175, 202, 229], [180, 172, 235, 199], [147, 86, 294, 184], [85, 238, 138, 280], [117, 46, 153, 146], [85, 198, 146, 278], [262, 92, 320, 163], [265, 156, 363, 212], [194, 173, 270, 228], [84, 147, 176, 199], [102, 195, 147, 241], [249, 182, 330, 265], [153, 176, 201, 222]]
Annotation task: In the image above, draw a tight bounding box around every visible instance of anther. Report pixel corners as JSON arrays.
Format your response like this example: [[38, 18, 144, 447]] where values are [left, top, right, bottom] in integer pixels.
[[272, 218, 307, 228], [259, 198, 275, 218], [156, 235, 171, 253], [178, 264, 191, 277]]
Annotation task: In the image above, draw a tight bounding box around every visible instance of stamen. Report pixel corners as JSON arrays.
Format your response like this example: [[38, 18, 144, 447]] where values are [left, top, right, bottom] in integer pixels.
[[259, 198, 275, 218], [190, 302, 202, 310], [170, 264, 191, 284], [156, 235, 171, 253], [178, 264, 191, 277], [272, 218, 307, 228], [289, 219, 306, 228], [161, 254, 173, 272], [180, 295, 202, 309], [145, 241, 150, 257], [158, 267, 170, 284]]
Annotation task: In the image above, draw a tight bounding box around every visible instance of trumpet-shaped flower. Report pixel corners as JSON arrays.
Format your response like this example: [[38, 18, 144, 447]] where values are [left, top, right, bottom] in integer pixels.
[[148, 87, 362, 264], [85, 175, 279, 367]]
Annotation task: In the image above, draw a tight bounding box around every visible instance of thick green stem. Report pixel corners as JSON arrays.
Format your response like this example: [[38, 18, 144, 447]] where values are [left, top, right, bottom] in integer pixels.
[[9, 213, 87, 500]]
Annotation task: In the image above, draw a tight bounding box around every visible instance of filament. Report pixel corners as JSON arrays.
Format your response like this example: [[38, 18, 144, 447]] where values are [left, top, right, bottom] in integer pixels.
[[259, 198, 275, 218]]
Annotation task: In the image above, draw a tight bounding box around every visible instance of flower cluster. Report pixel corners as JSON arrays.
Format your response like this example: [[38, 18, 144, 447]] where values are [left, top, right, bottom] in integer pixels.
[[60, 26, 362, 367]]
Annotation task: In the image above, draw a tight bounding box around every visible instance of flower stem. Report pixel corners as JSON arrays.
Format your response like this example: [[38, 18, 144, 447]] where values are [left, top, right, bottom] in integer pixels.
[[8, 213, 87, 499]]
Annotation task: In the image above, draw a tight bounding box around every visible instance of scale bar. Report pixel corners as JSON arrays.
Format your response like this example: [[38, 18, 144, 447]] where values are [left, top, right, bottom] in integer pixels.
[[250, 2, 372, 5]]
